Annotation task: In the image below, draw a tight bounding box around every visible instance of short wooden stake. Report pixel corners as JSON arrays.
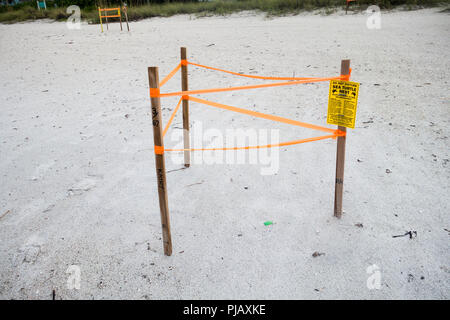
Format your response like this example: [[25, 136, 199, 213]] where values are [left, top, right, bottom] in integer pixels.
[[98, 7, 103, 33], [119, 8, 123, 31], [124, 8, 130, 31], [334, 59, 350, 218], [148, 67, 173, 256], [181, 47, 191, 167]]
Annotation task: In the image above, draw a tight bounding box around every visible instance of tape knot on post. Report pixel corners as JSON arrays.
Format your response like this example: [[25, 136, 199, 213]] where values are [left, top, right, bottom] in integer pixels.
[[181, 59, 188, 66], [182, 95, 189, 100], [336, 129, 347, 137], [341, 68, 352, 81], [154, 145, 164, 154], [150, 88, 160, 98]]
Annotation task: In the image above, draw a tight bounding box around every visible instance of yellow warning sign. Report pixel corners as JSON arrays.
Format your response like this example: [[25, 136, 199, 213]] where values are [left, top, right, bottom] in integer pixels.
[[327, 80, 359, 129]]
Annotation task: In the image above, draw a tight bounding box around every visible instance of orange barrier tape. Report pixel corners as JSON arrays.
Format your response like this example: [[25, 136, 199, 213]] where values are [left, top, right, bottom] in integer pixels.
[[187, 96, 337, 134], [163, 97, 183, 137], [165, 134, 339, 153], [187, 61, 318, 81], [154, 145, 164, 154], [150, 88, 160, 98], [151, 62, 350, 153], [159, 62, 182, 87], [153, 75, 345, 98], [101, 15, 120, 18], [343, 68, 352, 81], [100, 7, 120, 11]]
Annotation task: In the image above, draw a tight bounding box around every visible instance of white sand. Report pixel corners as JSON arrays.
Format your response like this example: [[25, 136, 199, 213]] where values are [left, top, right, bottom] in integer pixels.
[[0, 8, 449, 299]]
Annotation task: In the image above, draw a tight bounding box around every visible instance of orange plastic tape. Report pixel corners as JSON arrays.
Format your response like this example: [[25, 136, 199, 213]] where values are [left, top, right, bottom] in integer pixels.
[[101, 15, 120, 18], [187, 96, 337, 134], [165, 134, 339, 153], [163, 97, 183, 137], [187, 61, 317, 81], [159, 63, 181, 87], [149, 88, 160, 98], [100, 7, 120, 11], [181, 59, 188, 66], [341, 68, 352, 81], [155, 76, 344, 98], [154, 145, 164, 154]]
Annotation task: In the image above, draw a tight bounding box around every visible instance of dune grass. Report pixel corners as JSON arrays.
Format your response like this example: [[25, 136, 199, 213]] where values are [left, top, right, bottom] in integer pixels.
[[0, 6, 69, 23], [0, 0, 448, 24]]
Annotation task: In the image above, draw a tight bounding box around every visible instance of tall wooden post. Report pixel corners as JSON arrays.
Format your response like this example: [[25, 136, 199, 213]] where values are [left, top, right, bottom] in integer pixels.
[[148, 67, 173, 256], [334, 59, 350, 218], [181, 47, 191, 167]]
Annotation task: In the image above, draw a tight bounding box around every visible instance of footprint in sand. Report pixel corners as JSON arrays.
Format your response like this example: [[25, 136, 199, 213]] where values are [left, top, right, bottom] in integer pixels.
[[67, 178, 97, 196]]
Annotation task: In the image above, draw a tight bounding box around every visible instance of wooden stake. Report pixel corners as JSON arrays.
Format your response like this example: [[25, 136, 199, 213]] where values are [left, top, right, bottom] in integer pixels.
[[119, 8, 123, 31], [181, 47, 191, 167], [148, 67, 173, 256], [124, 7, 130, 31], [334, 59, 350, 218], [98, 7, 103, 33]]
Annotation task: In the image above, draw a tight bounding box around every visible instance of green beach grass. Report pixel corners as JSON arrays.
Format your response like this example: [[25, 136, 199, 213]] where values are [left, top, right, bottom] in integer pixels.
[[0, 0, 448, 24]]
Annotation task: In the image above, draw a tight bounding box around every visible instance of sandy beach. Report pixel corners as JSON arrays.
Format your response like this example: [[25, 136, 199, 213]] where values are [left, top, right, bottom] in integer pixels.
[[0, 8, 449, 299]]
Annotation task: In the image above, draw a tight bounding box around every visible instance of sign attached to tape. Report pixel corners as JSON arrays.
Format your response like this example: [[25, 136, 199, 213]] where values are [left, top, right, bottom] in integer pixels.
[[327, 80, 359, 129]]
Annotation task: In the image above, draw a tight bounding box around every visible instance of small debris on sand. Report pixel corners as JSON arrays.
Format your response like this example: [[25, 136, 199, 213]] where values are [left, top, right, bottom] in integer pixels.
[[312, 251, 325, 258], [392, 231, 417, 239], [0, 209, 11, 220], [97, 281, 105, 289]]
